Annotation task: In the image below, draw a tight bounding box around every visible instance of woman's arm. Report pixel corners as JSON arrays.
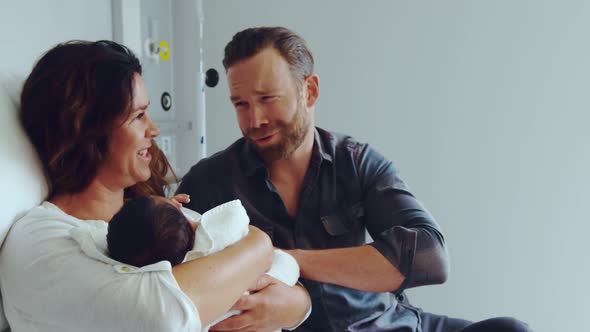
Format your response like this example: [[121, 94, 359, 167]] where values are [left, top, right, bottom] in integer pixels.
[[173, 225, 274, 326]]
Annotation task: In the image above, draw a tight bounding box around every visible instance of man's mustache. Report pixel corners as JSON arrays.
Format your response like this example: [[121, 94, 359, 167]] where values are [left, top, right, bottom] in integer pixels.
[[245, 125, 282, 140]]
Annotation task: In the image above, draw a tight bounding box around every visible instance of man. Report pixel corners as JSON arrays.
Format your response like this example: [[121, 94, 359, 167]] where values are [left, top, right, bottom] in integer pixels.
[[178, 27, 531, 332]]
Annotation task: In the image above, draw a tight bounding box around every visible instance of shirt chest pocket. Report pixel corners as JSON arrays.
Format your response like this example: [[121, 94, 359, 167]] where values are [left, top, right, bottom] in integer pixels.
[[320, 202, 365, 241]]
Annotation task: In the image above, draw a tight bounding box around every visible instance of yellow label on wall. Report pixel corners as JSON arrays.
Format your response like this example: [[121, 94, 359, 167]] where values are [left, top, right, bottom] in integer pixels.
[[159, 40, 171, 61]]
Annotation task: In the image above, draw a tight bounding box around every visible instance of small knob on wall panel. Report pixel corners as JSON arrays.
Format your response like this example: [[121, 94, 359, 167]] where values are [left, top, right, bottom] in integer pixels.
[[205, 68, 219, 88], [161, 92, 172, 111]]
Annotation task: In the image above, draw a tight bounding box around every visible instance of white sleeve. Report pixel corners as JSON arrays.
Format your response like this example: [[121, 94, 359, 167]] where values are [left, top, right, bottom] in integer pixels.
[[0, 209, 201, 332]]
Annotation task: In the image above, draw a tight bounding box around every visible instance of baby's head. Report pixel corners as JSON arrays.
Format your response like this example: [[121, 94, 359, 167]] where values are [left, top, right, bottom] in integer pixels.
[[107, 196, 196, 267]]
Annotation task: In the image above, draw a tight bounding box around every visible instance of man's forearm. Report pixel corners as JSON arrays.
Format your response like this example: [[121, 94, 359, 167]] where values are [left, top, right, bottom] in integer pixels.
[[286, 245, 405, 293]]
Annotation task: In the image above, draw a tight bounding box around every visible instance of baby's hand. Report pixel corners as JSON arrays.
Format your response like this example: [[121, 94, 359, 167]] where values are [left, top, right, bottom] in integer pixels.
[[170, 193, 190, 208]]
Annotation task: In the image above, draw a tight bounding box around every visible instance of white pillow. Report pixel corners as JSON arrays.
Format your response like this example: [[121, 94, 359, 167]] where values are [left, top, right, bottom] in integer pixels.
[[0, 74, 49, 331]]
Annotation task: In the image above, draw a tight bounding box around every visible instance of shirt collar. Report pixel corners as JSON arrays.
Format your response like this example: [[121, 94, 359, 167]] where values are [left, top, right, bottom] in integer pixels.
[[314, 127, 333, 163]]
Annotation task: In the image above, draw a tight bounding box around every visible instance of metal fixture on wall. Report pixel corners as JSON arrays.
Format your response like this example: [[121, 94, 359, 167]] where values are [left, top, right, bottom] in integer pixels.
[[205, 68, 219, 88]]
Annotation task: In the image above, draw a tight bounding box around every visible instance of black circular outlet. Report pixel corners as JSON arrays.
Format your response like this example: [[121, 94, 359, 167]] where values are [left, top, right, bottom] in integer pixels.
[[205, 68, 219, 88], [161, 92, 172, 111]]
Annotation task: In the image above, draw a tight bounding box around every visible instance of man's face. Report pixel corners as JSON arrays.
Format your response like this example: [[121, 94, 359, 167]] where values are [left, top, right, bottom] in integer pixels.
[[227, 47, 312, 162]]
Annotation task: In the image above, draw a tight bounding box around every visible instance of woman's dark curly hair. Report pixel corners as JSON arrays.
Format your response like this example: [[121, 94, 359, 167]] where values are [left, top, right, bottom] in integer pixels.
[[20, 40, 175, 198]]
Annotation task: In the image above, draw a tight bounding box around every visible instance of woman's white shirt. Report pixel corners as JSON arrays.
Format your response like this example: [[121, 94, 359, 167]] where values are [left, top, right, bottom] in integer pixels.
[[0, 201, 201, 332]]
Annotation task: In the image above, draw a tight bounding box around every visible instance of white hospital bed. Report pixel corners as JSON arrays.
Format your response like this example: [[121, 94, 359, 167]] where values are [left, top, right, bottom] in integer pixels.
[[0, 75, 48, 331]]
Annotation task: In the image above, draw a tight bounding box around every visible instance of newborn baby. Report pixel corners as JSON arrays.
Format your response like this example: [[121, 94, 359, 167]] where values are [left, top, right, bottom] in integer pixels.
[[106, 196, 299, 331]]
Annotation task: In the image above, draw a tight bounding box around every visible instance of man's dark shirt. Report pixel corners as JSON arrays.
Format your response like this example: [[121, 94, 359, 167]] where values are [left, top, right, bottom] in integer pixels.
[[177, 127, 449, 332]]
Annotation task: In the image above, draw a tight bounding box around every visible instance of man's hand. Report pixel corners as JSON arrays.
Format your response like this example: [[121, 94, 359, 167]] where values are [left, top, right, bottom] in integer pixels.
[[209, 275, 309, 332], [169, 193, 190, 208]]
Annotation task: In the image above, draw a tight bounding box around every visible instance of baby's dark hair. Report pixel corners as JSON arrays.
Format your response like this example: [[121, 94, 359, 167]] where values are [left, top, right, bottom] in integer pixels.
[[107, 196, 195, 267]]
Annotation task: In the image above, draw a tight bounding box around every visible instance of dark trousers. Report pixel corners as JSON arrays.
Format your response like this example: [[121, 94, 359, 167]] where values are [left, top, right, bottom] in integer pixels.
[[420, 311, 533, 332]]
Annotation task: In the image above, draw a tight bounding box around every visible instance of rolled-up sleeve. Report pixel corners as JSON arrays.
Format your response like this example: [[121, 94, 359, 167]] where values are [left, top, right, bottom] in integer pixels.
[[358, 144, 449, 291]]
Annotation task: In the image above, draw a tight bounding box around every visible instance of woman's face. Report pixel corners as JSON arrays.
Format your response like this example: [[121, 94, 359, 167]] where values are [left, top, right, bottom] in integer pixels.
[[98, 73, 160, 189]]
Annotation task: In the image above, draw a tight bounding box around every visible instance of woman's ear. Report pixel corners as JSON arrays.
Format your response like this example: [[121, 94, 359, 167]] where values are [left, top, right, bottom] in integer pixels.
[[304, 73, 320, 108]]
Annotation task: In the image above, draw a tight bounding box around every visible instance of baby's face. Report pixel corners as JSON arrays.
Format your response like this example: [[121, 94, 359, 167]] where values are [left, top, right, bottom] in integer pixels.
[[153, 196, 198, 232]]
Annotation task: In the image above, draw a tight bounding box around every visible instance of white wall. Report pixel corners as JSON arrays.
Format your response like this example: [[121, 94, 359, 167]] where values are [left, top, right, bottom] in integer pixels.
[[170, 0, 208, 177], [0, 0, 112, 76], [201, 1, 590, 331]]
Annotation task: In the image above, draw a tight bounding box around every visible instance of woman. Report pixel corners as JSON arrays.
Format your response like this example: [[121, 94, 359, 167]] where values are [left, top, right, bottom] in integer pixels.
[[0, 40, 310, 331]]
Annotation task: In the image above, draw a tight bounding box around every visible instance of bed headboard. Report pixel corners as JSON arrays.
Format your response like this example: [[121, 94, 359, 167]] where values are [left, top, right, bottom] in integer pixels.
[[0, 74, 49, 330]]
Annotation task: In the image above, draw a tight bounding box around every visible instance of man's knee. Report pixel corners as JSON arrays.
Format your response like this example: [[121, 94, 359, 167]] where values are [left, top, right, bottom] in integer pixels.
[[489, 317, 532, 332]]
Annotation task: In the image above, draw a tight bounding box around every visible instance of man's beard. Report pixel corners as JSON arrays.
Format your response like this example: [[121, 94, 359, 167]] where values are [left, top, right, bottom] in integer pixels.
[[243, 101, 311, 162]]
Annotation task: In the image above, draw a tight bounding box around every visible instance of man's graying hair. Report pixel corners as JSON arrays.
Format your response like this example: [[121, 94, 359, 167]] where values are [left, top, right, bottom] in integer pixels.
[[223, 27, 314, 87]]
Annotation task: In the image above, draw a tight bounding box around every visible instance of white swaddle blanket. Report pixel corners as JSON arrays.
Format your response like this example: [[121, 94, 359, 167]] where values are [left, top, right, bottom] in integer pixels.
[[182, 200, 300, 331], [183, 199, 250, 261]]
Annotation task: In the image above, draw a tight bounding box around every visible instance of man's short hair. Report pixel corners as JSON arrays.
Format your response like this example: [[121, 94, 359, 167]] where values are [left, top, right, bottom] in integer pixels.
[[223, 26, 314, 86]]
